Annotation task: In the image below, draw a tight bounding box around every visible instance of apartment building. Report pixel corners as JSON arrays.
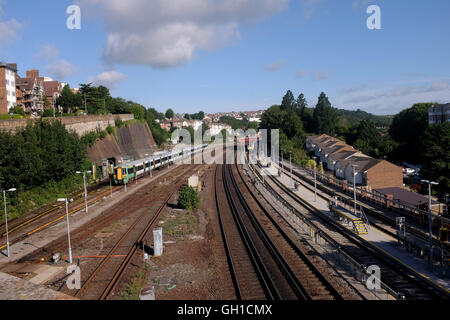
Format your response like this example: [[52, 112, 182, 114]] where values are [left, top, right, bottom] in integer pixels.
[[429, 103, 450, 124], [0, 63, 18, 114]]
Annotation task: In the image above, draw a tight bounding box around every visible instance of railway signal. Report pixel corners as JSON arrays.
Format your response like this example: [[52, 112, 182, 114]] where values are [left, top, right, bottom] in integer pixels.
[[2, 188, 16, 257]]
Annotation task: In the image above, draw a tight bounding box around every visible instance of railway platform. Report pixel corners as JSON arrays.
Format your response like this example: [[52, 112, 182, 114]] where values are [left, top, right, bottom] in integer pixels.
[[261, 163, 450, 294], [0, 272, 76, 300]]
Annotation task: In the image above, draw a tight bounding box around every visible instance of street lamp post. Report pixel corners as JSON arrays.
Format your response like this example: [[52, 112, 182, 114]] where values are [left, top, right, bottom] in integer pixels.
[[3, 188, 16, 257], [57, 198, 73, 264], [352, 165, 358, 217], [289, 151, 293, 188], [422, 180, 439, 266], [312, 157, 317, 202], [76, 171, 92, 213]]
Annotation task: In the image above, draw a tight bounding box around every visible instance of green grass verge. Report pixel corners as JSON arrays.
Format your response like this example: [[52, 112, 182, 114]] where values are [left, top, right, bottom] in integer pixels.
[[159, 211, 198, 238], [0, 175, 86, 222], [120, 265, 151, 300]]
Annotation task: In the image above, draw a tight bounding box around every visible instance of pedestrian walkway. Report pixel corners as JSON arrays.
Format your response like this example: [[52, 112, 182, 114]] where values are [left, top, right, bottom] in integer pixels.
[[0, 272, 76, 300]]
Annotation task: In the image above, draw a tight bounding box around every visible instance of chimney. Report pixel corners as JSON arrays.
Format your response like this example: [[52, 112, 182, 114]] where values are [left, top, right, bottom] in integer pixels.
[[26, 69, 39, 79]]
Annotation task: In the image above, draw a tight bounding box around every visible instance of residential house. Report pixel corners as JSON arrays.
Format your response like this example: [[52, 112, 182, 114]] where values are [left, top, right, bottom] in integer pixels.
[[308, 133, 403, 190], [210, 123, 233, 136], [16, 70, 45, 115], [43, 80, 64, 109]]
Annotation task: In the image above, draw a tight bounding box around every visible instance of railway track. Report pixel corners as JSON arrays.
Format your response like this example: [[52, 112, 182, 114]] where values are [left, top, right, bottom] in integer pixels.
[[254, 163, 450, 300], [0, 187, 121, 252], [74, 165, 202, 300], [215, 164, 267, 300], [218, 161, 343, 300], [17, 164, 192, 264], [0, 161, 185, 255]]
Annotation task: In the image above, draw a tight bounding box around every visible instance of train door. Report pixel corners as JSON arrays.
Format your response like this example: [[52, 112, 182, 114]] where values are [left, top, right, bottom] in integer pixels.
[[117, 167, 123, 181]]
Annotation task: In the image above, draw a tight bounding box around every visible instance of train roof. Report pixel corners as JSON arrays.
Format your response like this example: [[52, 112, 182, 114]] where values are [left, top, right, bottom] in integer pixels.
[[115, 144, 208, 168]]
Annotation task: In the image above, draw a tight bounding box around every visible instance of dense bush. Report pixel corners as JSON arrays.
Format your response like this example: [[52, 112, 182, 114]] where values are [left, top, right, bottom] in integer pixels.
[[0, 120, 90, 192], [177, 186, 200, 211]]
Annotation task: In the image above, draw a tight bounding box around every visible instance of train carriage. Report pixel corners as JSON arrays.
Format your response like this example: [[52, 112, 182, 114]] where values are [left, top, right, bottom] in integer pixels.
[[113, 144, 208, 185]]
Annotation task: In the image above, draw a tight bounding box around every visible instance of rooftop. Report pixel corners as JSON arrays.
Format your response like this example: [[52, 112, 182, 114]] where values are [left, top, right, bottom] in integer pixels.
[[375, 187, 440, 207]]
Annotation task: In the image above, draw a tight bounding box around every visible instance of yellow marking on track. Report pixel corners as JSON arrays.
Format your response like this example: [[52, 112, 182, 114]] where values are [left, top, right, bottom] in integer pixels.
[[2, 205, 62, 237], [0, 194, 106, 250]]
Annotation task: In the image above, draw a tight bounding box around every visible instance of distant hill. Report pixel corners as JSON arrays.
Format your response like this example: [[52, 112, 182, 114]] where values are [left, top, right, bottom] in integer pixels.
[[336, 108, 393, 127]]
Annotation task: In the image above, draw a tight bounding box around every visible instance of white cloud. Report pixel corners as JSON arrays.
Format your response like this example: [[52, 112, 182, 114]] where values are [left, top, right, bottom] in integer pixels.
[[37, 44, 60, 61], [38, 44, 77, 80], [47, 60, 77, 80], [0, 1, 22, 44], [78, 0, 288, 68], [335, 79, 450, 114], [264, 60, 284, 72], [87, 70, 128, 89], [0, 18, 21, 44]]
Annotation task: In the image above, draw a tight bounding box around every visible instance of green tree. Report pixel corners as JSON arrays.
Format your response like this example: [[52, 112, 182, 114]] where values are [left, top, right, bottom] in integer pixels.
[[79, 83, 110, 114], [313, 92, 339, 136], [56, 85, 82, 113], [165, 109, 174, 119], [295, 93, 307, 118], [389, 102, 434, 163], [281, 90, 295, 111], [420, 123, 450, 195]]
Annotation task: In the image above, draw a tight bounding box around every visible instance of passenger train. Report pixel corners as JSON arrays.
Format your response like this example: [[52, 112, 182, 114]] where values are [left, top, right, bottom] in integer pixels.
[[113, 144, 208, 185]]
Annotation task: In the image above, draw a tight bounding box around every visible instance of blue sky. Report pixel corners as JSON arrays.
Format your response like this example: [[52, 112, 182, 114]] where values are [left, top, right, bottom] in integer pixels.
[[1, 0, 449, 115]]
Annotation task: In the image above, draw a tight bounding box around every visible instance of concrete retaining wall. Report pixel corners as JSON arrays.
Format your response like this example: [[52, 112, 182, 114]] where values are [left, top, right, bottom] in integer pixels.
[[0, 114, 135, 136]]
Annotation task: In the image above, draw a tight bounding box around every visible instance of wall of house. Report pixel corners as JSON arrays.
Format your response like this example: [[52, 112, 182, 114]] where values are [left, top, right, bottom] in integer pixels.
[[365, 161, 403, 190], [0, 68, 7, 114], [344, 165, 363, 185], [0, 114, 134, 136]]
